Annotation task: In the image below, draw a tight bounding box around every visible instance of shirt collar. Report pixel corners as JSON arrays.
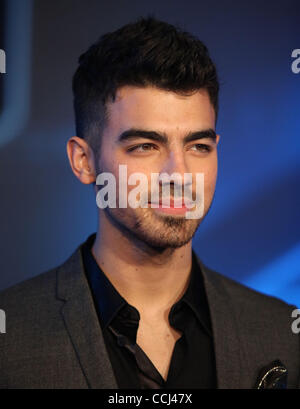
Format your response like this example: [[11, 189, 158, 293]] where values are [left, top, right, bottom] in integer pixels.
[[81, 233, 128, 329], [81, 233, 212, 337], [180, 250, 212, 336]]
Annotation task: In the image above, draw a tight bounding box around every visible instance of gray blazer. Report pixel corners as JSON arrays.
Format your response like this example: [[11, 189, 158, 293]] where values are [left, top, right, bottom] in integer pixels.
[[0, 242, 299, 389]]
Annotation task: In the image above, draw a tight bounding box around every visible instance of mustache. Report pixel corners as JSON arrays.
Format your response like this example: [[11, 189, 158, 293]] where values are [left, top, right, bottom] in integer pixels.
[[147, 184, 196, 203]]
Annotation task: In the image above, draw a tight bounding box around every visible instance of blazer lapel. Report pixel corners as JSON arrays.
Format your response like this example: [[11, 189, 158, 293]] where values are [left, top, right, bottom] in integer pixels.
[[194, 253, 243, 388], [56, 247, 118, 389]]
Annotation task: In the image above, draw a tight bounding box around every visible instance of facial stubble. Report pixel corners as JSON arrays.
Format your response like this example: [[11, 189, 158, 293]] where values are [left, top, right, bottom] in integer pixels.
[[103, 205, 201, 250]]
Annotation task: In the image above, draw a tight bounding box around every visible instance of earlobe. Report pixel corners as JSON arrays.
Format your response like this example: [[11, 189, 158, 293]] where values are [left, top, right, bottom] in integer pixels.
[[66, 136, 96, 185]]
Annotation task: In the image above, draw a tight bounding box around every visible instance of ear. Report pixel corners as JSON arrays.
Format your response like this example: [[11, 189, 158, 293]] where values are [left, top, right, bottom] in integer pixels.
[[216, 134, 220, 146], [66, 136, 96, 184]]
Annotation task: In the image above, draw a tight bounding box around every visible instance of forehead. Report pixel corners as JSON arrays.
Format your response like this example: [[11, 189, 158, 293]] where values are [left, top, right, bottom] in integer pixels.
[[104, 85, 216, 137]]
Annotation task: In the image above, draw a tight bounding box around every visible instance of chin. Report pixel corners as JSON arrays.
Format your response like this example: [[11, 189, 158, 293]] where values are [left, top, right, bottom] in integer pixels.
[[104, 206, 200, 249], [136, 235, 193, 250], [133, 222, 198, 250]]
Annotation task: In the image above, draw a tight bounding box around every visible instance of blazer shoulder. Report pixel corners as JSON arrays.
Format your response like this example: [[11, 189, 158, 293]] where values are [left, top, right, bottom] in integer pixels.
[[0, 241, 84, 309], [0, 266, 59, 310], [199, 260, 298, 314]]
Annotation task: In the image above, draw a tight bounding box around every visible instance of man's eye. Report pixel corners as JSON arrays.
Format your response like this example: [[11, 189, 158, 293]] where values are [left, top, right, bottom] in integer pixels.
[[190, 144, 212, 153], [127, 143, 157, 152]]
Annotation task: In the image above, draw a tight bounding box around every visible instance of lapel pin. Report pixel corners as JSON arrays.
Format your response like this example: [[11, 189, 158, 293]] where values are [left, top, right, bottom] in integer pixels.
[[255, 360, 288, 389]]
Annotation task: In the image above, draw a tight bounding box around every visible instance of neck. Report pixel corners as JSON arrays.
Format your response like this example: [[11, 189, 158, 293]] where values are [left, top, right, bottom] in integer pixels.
[[91, 212, 193, 319]]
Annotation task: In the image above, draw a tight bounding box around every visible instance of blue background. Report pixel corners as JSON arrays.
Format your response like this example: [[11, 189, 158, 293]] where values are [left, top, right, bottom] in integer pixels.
[[0, 0, 299, 306]]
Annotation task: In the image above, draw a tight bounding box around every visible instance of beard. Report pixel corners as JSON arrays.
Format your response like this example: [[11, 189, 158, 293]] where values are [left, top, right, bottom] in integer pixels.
[[102, 205, 202, 250]]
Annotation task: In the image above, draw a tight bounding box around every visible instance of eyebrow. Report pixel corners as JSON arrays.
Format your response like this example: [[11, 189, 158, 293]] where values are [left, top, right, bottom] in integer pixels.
[[117, 128, 217, 145]]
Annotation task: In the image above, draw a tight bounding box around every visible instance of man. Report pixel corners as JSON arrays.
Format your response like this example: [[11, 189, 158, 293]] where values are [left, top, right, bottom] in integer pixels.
[[0, 17, 299, 389]]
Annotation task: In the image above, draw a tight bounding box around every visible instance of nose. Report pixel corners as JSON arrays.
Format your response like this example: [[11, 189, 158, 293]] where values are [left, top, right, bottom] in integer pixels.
[[158, 150, 190, 196], [160, 149, 188, 176]]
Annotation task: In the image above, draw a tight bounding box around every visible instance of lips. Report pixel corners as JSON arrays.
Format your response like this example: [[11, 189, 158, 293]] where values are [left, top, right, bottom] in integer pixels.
[[148, 197, 193, 208]]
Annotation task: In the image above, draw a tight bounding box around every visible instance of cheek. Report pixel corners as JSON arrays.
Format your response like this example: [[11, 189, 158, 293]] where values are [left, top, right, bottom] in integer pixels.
[[99, 149, 154, 199], [191, 157, 218, 188], [204, 170, 218, 210], [204, 172, 217, 196], [206, 158, 218, 183], [205, 161, 218, 188], [98, 145, 124, 174]]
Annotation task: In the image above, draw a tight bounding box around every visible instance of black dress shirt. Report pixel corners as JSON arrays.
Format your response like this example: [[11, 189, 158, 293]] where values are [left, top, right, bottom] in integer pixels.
[[81, 234, 216, 389]]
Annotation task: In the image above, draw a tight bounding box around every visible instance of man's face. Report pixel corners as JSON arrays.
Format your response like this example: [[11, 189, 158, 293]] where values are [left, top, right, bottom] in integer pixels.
[[97, 85, 219, 249]]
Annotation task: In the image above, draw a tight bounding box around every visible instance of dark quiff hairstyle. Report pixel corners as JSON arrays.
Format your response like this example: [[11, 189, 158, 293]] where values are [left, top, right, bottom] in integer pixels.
[[72, 16, 219, 156]]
